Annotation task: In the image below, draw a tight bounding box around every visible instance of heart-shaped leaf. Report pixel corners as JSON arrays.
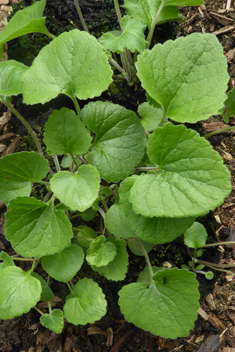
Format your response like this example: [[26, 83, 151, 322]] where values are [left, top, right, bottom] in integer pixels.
[[86, 236, 117, 267], [40, 309, 64, 334], [0, 60, 28, 96], [184, 222, 208, 249]]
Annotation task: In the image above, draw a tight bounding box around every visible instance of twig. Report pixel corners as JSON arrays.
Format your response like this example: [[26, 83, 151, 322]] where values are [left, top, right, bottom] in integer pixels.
[[227, 0, 232, 12]]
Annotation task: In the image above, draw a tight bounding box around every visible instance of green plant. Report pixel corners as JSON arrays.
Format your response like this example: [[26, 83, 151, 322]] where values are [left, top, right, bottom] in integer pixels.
[[0, 0, 234, 339]]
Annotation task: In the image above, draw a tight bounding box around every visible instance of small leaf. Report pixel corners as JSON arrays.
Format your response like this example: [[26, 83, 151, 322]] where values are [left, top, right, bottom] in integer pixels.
[[0, 151, 49, 205], [136, 33, 229, 123], [184, 222, 208, 249], [86, 235, 117, 267], [82, 101, 145, 182], [223, 87, 235, 122], [0, 251, 15, 273], [91, 238, 128, 281], [40, 309, 64, 334], [0, 266, 42, 319], [41, 244, 84, 282], [0, 60, 28, 96], [119, 268, 199, 338], [50, 166, 100, 212], [23, 29, 113, 104], [205, 271, 214, 280], [99, 16, 147, 53], [130, 123, 231, 218], [44, 108, 92, 155], [0, 0, 52, 46], [138, 102, 163, 131], [63, 278, 107, 325], [74, 225, 97, 248], [31, 272, 54, 302], [5, 197, 73, 258]]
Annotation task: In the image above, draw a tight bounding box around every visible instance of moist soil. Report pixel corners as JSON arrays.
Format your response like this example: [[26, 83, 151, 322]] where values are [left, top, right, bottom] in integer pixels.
[[0, 0, 235, 351]]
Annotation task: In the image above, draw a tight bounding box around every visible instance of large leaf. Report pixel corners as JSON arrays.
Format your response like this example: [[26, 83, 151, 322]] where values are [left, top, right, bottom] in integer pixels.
[[23, 29, 113, 104], [129, 123, 231, 218], [0, 266, 42, 319], [86, 236, 117, 267], [50, 165, 100, 212], [5, 197, 73, 258], [136, 33, 229, 123], [99, 16, 147, 53], [44, 108, 92, 155], [91, 239, 129, 281], [0, 60, 28, 96], [0, 0, 52, 46], [119, 176, 195, 244], [0, 151, 49, 205], [82, 101, 146, 182], [123, 0, 184, 29], [41, 244, 84, 282], [63, 278, 107, 325], [119, 268, 199, 338]]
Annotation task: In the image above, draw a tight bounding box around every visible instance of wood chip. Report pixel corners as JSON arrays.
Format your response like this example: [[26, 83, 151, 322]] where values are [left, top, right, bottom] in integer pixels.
[[0, 0, 9, 4], [205, 293, 217, 311], [213, 25, 235, 35], [197, 333, 226, 352], [226, 48, 235, 62]]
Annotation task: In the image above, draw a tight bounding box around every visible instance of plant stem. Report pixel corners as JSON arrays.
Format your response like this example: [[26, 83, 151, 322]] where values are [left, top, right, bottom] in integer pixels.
[[197, 258, 235, 269], [201, 241, 235, 248], [74, 236, 94, 241], [135, 237, 153, 277], [120, 51, 132, 81], [34, 306, 44, 315], [109, 57, 125, 74], [135, 166, 158, 172], [69, 152, 79, 169], [72, 96, 82, 121], [4, 100, 43, 155], [53, 155, 61, 173], [98, 206, 106, 218], [204, 126, 235, 139], [74, 0, 89, 32], [147, 1, 165, 48], [12, 257, 40, 261], [113, 0, 123, 29]]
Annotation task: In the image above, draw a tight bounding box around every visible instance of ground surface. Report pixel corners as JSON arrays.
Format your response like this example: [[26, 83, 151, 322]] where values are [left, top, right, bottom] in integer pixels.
[[0, 0, 235, 351]]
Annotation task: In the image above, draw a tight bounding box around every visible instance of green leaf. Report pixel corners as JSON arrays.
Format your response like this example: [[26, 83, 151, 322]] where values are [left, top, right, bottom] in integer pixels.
[[0, 266, 42, 319], [0, 0, 52, 46], [41, 244, 84, 282], [0, 60, 28, 96], [86, 235, 117, 267], [129, 123, 231, 218], [50, 166, 100, 212], [205, 271, 214, 280], [63, 278, 107, 325], [31, 272, 54, 302], [127, 238, 153, 256], [99, 16, 147, 53], [91, 238, 128, 281], [23, 29, 113, 104], [82, 101, 146, 182], [0, 251, 15, 273], [105, 202, 138, 239], [5, 197, 73, 257], [119, 176, 195, 244], [119, 268, 199, 338], [138, 102, 163, 131], [184, 222, 207, 249], [123, 0, 184, 29], [136, 33, 229, 123], [74, 225, 97, 248], [223, 87, 235, 122], [44, 108, 92, 155], [0, 151, 49, 205], [137, 266, 163, 283], [40, 309, 64, 334]]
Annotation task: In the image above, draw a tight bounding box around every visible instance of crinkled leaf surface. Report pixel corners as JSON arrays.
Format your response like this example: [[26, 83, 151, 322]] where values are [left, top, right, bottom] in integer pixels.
[[119, 176, 195, 243], [123, 0, 184, 29], [119, 268, 199, 338], [63, 278, 107, 325], [184, 222, 207, 249], [91, 239, 128, 281], [5, 197, 73, 257], [0, 151, 49, 205], [223, 87, 235, 122], [99, 16, 147, 53], [31, 272, 54, 302], [0, 60, 28, 96], [44, 108, 92, 155], [136, 33, 229, 123], [42, 244, 84, 282], [130, 123, 231, 218], [86, 235, 117, 267], [82, 102, 145, 182], [0, 0, 51, 45], [0, 266, 42, 319], [50, 166, 100, 212], [40, 309, 64, 334], [0, 251, 15, 273], [138, 102, 163, 131], [23, 29, 113, 104]]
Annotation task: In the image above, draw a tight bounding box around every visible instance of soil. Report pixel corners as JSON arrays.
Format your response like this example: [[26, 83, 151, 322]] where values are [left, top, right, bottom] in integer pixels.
[[0, 0, 235, 351]]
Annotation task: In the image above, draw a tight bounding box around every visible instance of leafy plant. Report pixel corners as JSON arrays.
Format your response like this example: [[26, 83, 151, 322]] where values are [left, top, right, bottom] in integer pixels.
[[0, 0, 234, 340]]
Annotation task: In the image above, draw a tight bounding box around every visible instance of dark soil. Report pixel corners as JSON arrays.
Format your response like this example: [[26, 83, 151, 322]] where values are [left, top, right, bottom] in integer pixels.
[[0, 0, 235, 351]]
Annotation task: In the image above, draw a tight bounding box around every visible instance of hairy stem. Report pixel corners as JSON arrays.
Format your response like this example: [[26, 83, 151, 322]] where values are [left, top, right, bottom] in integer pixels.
[[204, 126, 235, 139], [135, 237, 153, 277], [72, 96, 82, 121], [74, 0, 89, 32], [113, 0, 123, 29], [147, 1, 165, 48]]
